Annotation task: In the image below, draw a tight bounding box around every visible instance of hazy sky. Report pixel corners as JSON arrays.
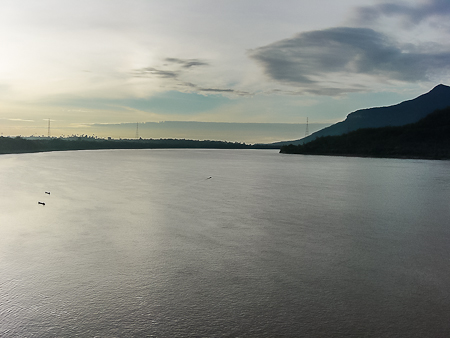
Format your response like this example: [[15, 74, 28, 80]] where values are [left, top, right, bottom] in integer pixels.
[[1, 0, 450, 141]]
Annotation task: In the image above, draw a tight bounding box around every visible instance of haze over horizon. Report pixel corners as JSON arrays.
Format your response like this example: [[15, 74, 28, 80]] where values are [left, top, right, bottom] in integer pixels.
[[1, 0, 450, 142]]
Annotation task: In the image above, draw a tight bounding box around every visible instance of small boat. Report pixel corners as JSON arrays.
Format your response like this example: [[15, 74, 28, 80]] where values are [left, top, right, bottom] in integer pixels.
[[45, 191, 50, 195], [38, 201, 45, 206]]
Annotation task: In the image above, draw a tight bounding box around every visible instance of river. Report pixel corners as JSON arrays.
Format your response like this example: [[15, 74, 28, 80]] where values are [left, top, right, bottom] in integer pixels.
[[1, 149, 450, 337]]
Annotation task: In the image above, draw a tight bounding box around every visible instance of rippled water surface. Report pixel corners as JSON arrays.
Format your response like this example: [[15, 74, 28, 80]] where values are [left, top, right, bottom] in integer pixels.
[[1, 149, 450, 337]]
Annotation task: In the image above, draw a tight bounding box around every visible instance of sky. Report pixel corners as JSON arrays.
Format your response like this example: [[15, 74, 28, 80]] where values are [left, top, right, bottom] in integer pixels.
[[1, 0, 450, 142]]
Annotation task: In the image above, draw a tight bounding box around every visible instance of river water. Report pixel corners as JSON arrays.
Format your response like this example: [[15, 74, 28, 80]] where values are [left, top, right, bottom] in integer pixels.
[[1, 149, 450, 337]]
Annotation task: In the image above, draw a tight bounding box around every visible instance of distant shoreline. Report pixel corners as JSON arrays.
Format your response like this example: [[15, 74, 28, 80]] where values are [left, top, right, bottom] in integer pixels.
[[0, 136, 279, 155]]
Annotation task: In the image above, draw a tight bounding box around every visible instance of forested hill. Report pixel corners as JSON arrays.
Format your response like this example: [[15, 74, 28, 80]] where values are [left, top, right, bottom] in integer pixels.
[[280, 107, 450, 160], [0, 137, 277, 154]]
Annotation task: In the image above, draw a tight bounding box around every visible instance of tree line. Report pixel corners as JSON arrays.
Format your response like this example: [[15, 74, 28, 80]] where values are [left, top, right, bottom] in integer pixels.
[[0, 137, 278, 154]]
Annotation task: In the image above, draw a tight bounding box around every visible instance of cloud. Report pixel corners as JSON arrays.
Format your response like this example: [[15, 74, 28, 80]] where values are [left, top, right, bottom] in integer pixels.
[[264, 87, 364, 96], [3, 118, 35, 122], [248, 27, 450, 95], [132, 57, 251, 97], [198, 88, 251, 96], [181, 82, 251, 96], [353, 0, 450, 25], [198, 88, 234, 93], [132, 57, 208, 79], [132, 67, 179, 79], [164, 58, 209, 68]]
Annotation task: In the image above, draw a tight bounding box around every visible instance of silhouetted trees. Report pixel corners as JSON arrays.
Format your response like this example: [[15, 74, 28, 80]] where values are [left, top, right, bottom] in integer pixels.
[[0, 137, 278, 154]]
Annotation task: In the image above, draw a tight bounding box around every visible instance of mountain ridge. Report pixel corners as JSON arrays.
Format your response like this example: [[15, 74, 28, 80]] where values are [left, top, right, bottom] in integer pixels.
[[274, 84, 450, 146], [279, 106, 450, 159]]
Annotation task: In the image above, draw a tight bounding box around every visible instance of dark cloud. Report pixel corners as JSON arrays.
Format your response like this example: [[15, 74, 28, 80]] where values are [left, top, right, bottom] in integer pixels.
[[132, 58, 208, 79], [248, 27, 450, 95], [301, 87, 366, 96], [353, 0, 450, 25], [165, 58, 209, 68], [132, 61, 250, 97], [132, 67, 178, 79], [199, 88, 234, 93], [265, 87, 366, 96], [181, 82, 251, 96], [199, 88, 251, 96]]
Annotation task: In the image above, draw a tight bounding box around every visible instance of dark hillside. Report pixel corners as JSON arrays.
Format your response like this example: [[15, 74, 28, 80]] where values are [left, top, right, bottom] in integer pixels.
[[280, 107, 450, 160]]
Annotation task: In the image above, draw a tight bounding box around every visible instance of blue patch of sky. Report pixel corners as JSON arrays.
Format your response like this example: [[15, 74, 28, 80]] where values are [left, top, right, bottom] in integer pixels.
[[47, 88, 420, 124], [118, 91, 232, 114], [297, 91, 418, 122], [53, 91, 232, 115]]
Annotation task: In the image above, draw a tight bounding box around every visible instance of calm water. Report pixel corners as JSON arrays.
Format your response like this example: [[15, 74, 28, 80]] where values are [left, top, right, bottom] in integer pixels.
[[1, 149, 450, 337]]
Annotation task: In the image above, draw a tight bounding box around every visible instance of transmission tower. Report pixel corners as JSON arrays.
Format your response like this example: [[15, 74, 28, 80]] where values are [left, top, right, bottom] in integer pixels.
[[305, 117, 309, 137], [135, 122, 139, 139], [48, 119, 51, 138]]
